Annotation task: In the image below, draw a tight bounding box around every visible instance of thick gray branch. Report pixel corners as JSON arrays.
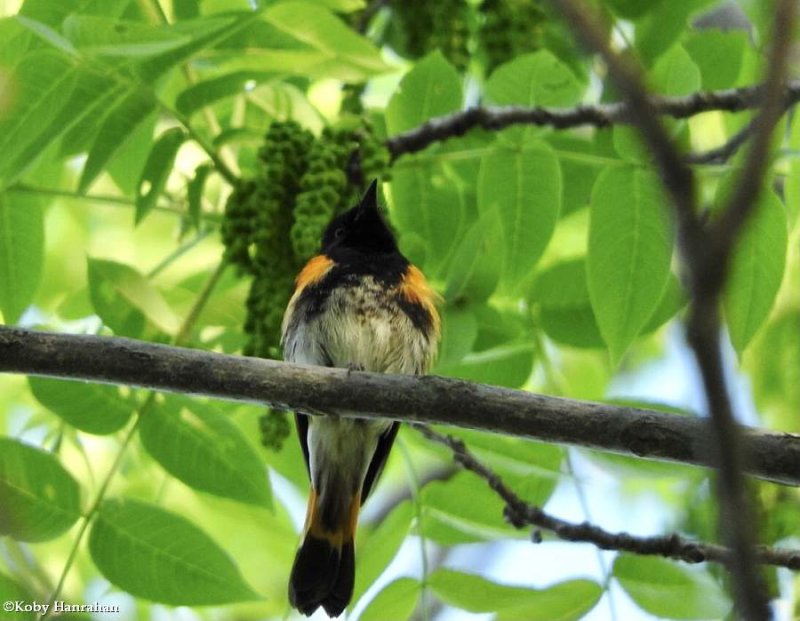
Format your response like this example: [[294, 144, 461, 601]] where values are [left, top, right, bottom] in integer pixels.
[[2, 326, 800, 486]]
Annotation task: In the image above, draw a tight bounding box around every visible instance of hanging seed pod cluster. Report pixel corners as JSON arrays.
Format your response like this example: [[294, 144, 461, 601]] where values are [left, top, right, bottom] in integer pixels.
[[221, 118, 389, 360]]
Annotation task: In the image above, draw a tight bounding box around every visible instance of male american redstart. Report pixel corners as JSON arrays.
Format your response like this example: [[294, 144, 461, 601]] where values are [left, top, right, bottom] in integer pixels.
[[281, 180, 440, 617]]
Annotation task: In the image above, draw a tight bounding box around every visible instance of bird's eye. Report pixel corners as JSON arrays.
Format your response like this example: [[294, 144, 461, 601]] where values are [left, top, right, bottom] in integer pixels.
[[334, 226, 346, 240]]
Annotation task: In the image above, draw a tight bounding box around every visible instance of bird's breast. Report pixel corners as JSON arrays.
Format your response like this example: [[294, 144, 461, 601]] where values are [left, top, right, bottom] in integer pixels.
[[283, 272, 438, 375]]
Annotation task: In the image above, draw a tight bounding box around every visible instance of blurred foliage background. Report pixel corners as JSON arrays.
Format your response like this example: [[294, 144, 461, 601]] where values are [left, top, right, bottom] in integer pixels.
[[0, 0, 798, 619]]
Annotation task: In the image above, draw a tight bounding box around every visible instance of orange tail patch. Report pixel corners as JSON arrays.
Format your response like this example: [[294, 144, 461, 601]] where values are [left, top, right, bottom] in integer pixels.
[[290, 489, 361, 617]]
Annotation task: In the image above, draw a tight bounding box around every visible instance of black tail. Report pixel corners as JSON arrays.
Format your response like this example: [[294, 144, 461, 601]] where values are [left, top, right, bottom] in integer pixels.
[[288, 534, 355, 617]]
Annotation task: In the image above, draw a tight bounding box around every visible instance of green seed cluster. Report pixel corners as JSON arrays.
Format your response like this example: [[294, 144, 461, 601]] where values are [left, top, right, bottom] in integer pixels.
[[222, 121, 314, 359], [259, 408, 292, 452], [386, 0, 547, 73], [292, 118, 389, 260], [390, 0, 470, 70], [220, 119, 389, 449], [479, 0, 547, 72]]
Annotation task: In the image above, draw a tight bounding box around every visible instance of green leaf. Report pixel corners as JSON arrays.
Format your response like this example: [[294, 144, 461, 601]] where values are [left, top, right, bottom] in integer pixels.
[[0, 193, 43, 324], [447, 429, 562, 506], [79, 89, 157, 192], [52, 71, 120, 158], [89, 498, 259, 605], [0, 49, 78, 186], [135, 127, 186, 225], [587, 167, 674, 361], [533, 259, 683, 348], [478, 142, 561, 290], [747, 310, 800, 432], [786, 110, 800, 225], [18, 0, 74, 27], [541, 306, 605, 348], [260, 1, 388, 82], [683, 29, 749, 90], [443, 211, 502, 303], [139, 395, 271, 507], [0, 437, 81, 542], [422, 472, 517, 544], [360, 578, 420, 621], [63, 15, 190, 57], [28, 377, 134, 435], [390, 161, 466, 276], [187, 163, 213, 230], [642, 272, 686, 333], [437, 341, 535, 388], [605, 0, 655, 19], [437, 305, 479, 368], [386, 51, 462, 136], [548, 134, 602, 216], [486, 50, 584, 107], [353, 502, 414, 605], [723, 188, 787, 355], [634, 0, 716, 65], [0, 572, 36, 620], [429, 569, 602, 621], [532, 258, 590, 309], [15, 15, 78, 57], [176, 71, 274, 116], [107, 112, 158, 196], [649, 44, 701, 96], [134, 14, 257, 82], [87, 258, 180, 337], [614, 554, 731, 619]]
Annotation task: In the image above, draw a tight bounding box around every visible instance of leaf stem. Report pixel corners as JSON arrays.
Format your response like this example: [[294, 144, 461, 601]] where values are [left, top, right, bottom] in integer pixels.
[[39, 411, 144, 621]]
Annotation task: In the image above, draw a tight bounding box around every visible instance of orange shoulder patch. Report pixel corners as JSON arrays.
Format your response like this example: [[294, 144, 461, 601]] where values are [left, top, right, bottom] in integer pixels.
[[295, 255, 334, 292], [400, 264, 441, 338]]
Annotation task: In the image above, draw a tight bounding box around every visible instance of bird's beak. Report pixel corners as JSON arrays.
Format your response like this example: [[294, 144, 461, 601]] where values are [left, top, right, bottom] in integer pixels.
[[356, 179, 379, 217]]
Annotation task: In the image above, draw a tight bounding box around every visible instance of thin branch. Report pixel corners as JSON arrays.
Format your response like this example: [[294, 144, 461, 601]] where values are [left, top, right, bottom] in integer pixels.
[[417, 426, 800, 570], [7, 183, 223, 222], [3, 327, 800, 486], [685, 121, 756, 165], [370, 463, 457, 524], [386, 81, 800, 161]]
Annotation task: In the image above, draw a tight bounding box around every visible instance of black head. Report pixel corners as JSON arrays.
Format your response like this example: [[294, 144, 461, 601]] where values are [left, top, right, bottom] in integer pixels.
[[321, 180, 399, 255]]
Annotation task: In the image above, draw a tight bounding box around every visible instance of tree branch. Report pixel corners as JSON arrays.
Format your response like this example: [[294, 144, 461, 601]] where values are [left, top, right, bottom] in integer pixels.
[[2, 326, 800, 486], [553, 1, 796, 618], [386, 81, 800, 161], [418, 426, 800, 571]]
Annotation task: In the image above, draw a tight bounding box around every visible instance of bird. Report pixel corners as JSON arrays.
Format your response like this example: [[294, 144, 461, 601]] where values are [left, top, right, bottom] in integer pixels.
[[281, 179, 440, 617]]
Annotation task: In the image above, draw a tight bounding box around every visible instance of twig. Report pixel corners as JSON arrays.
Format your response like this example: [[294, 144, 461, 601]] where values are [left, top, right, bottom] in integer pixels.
[[417, 426, 800, 571], [386, 81, 800, 161], [370, 464, 457, 524], [685, 121, 756, 165], [3, 326, 800, 486]]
